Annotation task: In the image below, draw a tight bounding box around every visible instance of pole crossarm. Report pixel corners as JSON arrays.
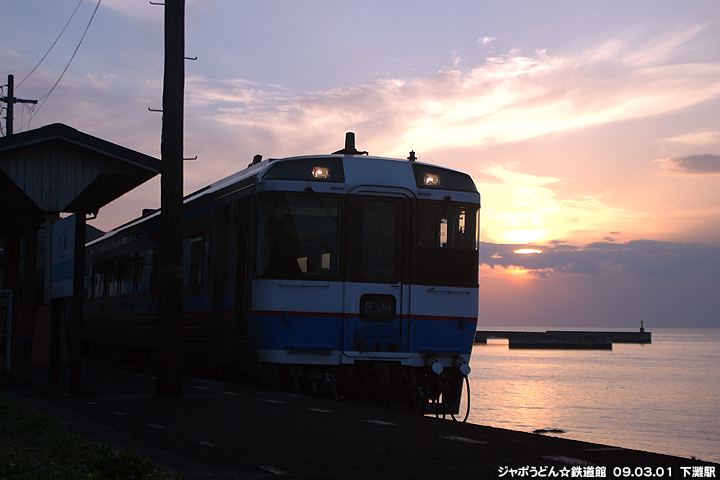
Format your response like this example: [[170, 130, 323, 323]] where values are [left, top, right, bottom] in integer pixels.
[[2, 75, 38, 136]]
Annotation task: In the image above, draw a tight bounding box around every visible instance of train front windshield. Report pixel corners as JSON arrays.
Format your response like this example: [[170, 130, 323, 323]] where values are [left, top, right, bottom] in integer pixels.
[[256, 193, 341, 278], [255, 193, 479, 286]]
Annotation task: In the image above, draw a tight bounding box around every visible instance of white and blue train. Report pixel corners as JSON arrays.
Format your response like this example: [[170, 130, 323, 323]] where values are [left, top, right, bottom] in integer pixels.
[[84, 133, 479, 413]]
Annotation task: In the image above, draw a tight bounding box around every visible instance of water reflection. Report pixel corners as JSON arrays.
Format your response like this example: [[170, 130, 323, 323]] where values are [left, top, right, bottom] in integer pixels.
[[463, 329, 720, 463]]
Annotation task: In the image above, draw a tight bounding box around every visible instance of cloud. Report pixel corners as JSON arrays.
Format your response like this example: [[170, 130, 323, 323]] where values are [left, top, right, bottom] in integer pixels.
[[22, 20, 718, 168], [180, 24, 720, 159], [654, 154, 720, 175], [474, 164, 629, 245], [452, 51, 465, 66], [482, 240, 720, 279], [101, 0, 163, 22], [0, 44, 22, 60], [479, 239, 720, 328], [666, 130, 720, 146], [7, 13, 720, 241], [478, 36, 497, 46], [619, 24, 706, 67]]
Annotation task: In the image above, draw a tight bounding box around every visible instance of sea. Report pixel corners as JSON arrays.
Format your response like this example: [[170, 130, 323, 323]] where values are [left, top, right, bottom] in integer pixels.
[[463, 328, 720, 464]]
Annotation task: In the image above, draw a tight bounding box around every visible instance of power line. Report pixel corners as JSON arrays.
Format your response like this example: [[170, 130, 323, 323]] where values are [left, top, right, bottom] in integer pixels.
[[17, 0, 86, 89], [23, 0, 102, 130]]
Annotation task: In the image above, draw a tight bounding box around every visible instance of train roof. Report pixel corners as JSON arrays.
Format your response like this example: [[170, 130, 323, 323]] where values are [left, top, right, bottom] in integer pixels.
[[185, 154, 476, 200], [88, 134, 478, 246]]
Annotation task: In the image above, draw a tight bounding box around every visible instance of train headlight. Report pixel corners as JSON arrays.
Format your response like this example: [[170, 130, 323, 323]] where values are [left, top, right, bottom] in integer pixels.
[[312, 166, 330, 179], [423, 173, 440, 186]]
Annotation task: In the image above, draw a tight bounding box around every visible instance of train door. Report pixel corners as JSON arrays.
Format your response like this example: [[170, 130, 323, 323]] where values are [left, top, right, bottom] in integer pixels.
[[343, 194, 411, 360]]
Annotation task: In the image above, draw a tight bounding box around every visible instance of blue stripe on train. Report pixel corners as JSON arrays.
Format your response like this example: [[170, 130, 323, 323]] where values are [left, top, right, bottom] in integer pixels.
[[247, 312, 475, 355]]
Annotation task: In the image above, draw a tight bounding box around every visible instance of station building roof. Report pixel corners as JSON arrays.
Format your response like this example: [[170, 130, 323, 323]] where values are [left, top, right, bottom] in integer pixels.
[[0, 123, 160, 235]]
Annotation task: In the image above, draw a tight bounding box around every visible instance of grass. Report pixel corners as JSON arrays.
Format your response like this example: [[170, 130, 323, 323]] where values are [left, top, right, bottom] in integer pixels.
[[0, 370, 175, 480], [0, 369, 37, 388]]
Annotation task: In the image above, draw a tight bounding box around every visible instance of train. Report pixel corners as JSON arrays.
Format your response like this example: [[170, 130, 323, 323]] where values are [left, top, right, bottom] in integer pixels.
[[83, 133, 480, 415]]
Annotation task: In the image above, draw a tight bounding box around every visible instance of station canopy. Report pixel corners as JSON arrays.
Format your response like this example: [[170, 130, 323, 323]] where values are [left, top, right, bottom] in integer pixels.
[[0, 123, 161, 235]]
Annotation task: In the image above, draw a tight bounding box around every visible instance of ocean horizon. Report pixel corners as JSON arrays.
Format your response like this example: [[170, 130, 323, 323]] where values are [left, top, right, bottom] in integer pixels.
[[465, 327, 720, 464]]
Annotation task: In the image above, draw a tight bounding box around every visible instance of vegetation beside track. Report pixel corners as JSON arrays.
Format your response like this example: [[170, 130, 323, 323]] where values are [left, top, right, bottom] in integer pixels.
[[0, 370, 174, 480]]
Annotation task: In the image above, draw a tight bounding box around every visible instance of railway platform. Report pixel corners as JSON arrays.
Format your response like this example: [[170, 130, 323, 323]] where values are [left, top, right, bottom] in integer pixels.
[[1, 360, 716, 479]]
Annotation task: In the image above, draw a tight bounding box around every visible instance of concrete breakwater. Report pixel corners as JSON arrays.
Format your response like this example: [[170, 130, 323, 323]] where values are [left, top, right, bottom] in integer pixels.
[[474, 330, 652, 349]]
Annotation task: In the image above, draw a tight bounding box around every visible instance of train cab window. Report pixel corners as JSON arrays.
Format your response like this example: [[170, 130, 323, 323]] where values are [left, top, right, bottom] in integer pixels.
[[415, 202, 479, 287], [418, 203, 478, 250], [256, 194, 340, 278]]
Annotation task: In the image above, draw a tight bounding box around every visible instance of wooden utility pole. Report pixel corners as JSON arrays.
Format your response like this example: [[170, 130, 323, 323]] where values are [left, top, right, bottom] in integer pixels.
[[1, 75, 38, 136], [157, 0, 185, 396]]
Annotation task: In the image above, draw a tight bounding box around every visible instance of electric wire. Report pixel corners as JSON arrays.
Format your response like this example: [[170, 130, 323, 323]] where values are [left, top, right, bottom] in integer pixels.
[[22, 0, 102, 130], [16, 0, 86, 89]]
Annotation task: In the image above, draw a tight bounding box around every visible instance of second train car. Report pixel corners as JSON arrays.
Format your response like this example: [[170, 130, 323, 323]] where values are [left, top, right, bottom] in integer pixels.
[[84, 133, 480, 414]]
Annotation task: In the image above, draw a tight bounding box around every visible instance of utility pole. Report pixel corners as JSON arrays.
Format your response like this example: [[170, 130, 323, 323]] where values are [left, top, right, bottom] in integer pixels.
[[156, 0, 185, 396], [1, 75, 38, 136]]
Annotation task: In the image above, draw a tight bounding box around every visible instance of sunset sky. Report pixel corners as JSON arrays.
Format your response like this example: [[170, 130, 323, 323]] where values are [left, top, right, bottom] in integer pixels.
[[2, 0, 719, 328]]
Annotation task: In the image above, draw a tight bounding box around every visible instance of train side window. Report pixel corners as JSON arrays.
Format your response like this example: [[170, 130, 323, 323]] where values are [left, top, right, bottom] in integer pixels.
[[183, 235, 207, 288], [93, 264, 105, 298], [98, 258, 120, 297], [84, 267, 93, 299], [108, 258, 120, 296], [120, 254, 137, 295], [137, 249, 155, 293]]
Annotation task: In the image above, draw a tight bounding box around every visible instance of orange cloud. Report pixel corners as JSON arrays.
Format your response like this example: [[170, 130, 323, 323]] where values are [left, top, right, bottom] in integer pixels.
[[474, 164, 627, 245]]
